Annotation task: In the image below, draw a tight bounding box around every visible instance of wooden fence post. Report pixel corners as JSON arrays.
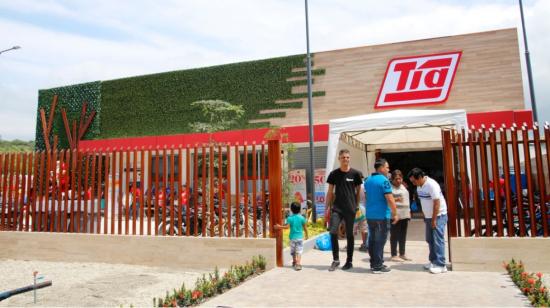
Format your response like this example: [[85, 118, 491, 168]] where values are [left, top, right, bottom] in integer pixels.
[[267, 137, 283, 267], [442, 129, 457, 237], [457, 130, 470, 236]]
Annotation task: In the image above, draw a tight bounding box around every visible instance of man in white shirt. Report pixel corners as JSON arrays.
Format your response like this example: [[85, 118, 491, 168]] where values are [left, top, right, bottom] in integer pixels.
[[408, 168, 448, 274]]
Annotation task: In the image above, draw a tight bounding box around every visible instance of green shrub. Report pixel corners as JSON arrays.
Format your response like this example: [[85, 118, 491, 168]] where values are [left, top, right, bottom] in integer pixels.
[[99, 55, 325, 139], [153, 255, 267, 307], [504, 259, 549, 307], [37, 55, 326, 148]]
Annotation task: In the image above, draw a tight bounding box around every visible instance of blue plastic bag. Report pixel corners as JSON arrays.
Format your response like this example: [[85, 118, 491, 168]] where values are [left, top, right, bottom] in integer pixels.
[[410, 200, 418, 212], [315, 232, 332, 251]]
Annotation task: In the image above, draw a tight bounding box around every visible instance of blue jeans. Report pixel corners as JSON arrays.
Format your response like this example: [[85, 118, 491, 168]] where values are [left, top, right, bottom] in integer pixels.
[[424, 214, 447, 267], [367, 219, 390, 270]]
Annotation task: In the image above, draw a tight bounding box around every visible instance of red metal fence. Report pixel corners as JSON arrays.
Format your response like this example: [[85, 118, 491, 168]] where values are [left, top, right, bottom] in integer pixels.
[[442, 123, 549, 238], [0, 141, 282, 240]]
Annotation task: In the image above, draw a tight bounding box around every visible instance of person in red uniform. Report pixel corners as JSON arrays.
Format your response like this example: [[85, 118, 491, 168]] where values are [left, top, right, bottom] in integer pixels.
[[157, 189, 165, 208], [180, 185, 188, 208], [58, 162, 68, 192], [130, 183, 142, 217]]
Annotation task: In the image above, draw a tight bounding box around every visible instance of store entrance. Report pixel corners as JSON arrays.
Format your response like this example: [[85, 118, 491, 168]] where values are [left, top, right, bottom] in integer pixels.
[[382, 150, 444, 184], [382, 150, 444, 218]]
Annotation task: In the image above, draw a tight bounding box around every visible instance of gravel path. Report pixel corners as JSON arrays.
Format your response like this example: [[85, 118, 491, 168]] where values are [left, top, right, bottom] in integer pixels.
[[0, 259, 219, 307]]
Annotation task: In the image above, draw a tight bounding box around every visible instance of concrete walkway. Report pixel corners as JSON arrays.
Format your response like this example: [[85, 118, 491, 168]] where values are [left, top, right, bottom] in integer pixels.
[[203, 221, 529, 307]]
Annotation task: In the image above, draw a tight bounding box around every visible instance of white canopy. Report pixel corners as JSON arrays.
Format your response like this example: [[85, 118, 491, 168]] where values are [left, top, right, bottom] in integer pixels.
[[325, 109, 468, 177]]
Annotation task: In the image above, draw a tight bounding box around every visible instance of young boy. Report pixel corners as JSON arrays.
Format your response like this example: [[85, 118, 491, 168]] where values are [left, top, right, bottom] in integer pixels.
[[275, 202, 309, 271]]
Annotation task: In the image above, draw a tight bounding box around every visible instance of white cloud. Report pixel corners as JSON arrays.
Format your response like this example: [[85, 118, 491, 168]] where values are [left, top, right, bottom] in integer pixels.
[[0, 0, 549, 140]]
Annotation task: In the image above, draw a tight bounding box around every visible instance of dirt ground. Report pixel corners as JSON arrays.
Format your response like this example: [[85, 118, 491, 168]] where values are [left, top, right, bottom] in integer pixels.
[[0, 259, 219, 307]]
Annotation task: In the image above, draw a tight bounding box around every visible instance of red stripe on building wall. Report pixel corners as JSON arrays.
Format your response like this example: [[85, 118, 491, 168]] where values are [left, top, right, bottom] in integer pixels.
[[466, 110, 533, 129], [79, 124, 329, 150], [79, 110, 532, 150], [512, 110, 535, 127]]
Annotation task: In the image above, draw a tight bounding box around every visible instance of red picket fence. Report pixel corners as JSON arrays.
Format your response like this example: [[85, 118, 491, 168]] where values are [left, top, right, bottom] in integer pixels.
[[442, 123, 549, 238], [0, 141, 283, 240]]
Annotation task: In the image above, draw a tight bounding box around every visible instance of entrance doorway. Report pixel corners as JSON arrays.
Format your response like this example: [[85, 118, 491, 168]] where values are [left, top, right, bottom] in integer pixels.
[[383, 150, 443, 184], [382, 150, 444, 218]]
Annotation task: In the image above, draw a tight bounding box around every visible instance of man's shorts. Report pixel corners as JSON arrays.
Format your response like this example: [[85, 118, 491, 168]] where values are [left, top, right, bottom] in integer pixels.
[[354, 219, 367, 234], [290, 239, 304, 256]]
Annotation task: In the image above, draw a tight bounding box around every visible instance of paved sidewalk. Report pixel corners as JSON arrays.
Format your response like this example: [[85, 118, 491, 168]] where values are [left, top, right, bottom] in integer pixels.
[[203, 238, 529, 307]]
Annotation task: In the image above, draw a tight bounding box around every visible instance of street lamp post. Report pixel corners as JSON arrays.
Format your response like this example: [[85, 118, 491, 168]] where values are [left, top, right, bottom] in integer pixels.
[[305, 0, 316, 222], [0, 46, 21, 55], [518, 0, 538, 123]]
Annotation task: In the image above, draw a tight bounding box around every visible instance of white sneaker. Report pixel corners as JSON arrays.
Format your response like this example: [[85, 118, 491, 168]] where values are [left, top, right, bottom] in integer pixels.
[[423, 263, 433, 270], [429, 265, 448, 274]]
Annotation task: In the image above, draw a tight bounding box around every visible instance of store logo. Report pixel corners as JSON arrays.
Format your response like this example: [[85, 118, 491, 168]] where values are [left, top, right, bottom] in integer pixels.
[[375, 51, 462, 108]]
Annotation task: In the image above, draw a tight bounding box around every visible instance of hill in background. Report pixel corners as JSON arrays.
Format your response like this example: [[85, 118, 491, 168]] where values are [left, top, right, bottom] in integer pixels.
[[0, 139, 35, 153]]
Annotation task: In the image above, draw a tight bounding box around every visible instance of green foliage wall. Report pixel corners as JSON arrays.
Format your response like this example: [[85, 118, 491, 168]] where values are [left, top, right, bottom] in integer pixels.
[[35, 82, 101, 150], [36, 54, 325, 145], [99, 54, 325, 138]]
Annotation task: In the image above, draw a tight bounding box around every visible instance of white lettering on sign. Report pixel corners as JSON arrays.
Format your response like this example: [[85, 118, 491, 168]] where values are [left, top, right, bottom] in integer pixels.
[[375, 52, 462, 108]]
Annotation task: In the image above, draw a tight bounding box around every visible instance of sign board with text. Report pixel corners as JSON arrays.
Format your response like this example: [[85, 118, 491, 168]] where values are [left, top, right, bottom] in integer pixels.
[[375, 51, 462, 109], [289, 169, 307, 212], [314, 169, 326, 218]]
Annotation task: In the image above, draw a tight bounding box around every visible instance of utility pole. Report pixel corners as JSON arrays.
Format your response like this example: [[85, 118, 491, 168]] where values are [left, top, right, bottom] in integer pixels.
[[305, 0, 316, 222], [518, 0, 538, 122]]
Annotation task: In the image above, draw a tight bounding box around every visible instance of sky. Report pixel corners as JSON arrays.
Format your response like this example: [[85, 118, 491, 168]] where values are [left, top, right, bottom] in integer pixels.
[[0, 0, 549, 141]]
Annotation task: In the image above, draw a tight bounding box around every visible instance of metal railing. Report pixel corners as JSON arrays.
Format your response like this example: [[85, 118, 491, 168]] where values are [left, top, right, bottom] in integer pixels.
[[442, 123, 549, 237], [0, 141, 283, 241]]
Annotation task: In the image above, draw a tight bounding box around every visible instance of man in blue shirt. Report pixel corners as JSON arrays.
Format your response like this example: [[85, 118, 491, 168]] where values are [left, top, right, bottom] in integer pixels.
[[364, 158, 398, 273]]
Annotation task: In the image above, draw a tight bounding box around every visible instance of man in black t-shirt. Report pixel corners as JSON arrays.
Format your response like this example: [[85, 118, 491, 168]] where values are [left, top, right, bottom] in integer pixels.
[[326, 149, 363, 271]]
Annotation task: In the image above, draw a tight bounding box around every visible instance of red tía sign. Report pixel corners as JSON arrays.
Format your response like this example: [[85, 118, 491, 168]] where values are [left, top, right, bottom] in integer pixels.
[[375, 51, 462, 109]]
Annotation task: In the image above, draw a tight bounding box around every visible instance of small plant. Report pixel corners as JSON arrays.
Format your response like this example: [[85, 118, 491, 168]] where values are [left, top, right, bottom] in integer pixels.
[[259, 255, 267, 271], [503, 259, 549, 307], [252, 255, 267, 271], [154, 255, 267, 307]]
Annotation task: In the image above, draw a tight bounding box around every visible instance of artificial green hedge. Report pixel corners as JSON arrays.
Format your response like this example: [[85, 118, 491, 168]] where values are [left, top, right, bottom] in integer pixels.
[[35, 82, 101, 150], [36, 54, 325, 146], [99, 54, 325, 138]]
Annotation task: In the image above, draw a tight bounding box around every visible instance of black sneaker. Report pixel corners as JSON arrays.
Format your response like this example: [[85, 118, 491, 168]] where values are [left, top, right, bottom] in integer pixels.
[[358, 243, 368, 252], [328, 260, 340, 271], [372, 265, 391, 274], [342, 262, 353, 270]]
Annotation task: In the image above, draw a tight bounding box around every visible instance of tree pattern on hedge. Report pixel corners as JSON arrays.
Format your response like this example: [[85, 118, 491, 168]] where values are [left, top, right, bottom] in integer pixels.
[[60, 101, 96, 150], [189, 100, 245, 133], [99, 54, 325, 138], [35, 82, 101, 150], [38, 94, 59, 152]]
